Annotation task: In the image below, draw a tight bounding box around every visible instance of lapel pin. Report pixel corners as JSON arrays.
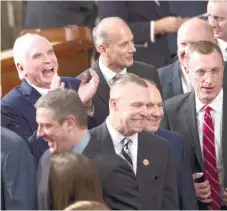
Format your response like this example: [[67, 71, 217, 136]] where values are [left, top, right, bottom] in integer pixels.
[[143, 159, 149, 166]]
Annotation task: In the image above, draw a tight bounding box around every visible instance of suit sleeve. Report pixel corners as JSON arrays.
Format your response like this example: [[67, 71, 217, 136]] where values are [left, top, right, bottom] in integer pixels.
[[98, 1, 151, 43], [162, 145, 179, 209], [2, 139, 37, 210], [1, 102, 34, 142], [179, 137, 198, 210]]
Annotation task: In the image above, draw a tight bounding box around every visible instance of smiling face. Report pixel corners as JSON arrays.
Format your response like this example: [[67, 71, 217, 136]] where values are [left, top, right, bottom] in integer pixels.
[[109, 82, 151, 136], [17, 37, 58, 88], [144, 83, 163, 133], [207, 1, 227, 41], [36, 107, 70, 152], [187, 50, 224, 104]]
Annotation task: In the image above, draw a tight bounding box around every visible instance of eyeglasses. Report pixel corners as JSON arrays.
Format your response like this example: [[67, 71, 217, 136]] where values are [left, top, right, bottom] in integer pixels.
[[194, 68, 222, 76]]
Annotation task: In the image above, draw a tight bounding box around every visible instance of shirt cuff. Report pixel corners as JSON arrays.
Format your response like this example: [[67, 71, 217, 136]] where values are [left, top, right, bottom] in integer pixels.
[[150, 21, 155, 43]]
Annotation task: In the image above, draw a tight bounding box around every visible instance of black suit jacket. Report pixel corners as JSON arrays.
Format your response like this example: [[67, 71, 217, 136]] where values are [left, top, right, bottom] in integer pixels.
[[37, 133, 142, 210], [90, 122, 179, 210], [77, 59, 162, 127], [98, 1, 171, 68], [161, 91, 227, 209], [1, 127, 37, 210], [24, 1, 97, 29]]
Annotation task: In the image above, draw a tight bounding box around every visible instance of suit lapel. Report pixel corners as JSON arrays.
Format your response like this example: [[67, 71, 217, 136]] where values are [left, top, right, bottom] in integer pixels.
[[20, 79, 41, 105], [181, 92, 204, 170], [92, 60, 110, 107], [168, 60, 184, 96]]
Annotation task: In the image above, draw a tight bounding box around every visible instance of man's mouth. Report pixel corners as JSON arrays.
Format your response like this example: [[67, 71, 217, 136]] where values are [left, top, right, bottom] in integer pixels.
[[43, 67, 55, 76]]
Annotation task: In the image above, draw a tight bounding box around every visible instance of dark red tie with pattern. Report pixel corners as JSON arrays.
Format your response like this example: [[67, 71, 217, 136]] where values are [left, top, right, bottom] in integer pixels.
[[203, 105, 221, 210]]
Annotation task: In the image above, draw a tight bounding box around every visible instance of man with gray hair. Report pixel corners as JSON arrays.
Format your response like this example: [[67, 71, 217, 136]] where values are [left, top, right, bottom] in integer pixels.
[[90, 73, 178, 209], [158, 18, 217, 101], [36, 88, 142, 210], [77, 17, 162, 127], [1, 33, 99, 162]]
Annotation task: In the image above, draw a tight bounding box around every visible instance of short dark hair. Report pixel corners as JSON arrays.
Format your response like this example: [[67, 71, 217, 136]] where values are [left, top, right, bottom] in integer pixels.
[[186, 40, 224, 63], [35, 88, 87, 127]]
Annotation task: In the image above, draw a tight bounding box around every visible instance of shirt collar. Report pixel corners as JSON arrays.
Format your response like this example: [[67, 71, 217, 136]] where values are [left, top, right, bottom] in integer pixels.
[[195, 88, 223, 113], [218, 38, 227, 51], [72, 131, 91, 154], [99, 57, 127, 86], [26, 79, 49, 96], [106, 116, 138, 146]]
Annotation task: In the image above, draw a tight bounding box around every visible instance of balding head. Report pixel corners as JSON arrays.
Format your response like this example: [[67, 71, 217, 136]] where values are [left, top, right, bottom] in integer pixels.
[[207, 0, 227, 41], [92, 17, 136, 72], [177, 18, 215, 65]]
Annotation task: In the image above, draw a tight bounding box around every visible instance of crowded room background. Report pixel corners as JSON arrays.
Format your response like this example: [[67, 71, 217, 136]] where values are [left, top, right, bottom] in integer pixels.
[[1, 0, 227, 210]]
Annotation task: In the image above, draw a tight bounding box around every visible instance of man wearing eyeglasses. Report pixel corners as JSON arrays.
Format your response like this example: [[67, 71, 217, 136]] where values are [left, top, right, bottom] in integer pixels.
[[161, 40, 227, 210]]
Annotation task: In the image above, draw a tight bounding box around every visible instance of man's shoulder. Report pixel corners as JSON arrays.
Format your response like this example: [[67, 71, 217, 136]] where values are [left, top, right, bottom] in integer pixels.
[[158, 60, 179, 77], [133, 61, 156, 71], [38, 149, 51, 167], [164, 92, 191, 109], [1, 85, 23, 105]]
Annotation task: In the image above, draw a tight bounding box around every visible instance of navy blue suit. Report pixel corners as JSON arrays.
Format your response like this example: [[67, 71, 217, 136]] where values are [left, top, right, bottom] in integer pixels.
[[155, 128, 198, 210], [1, 78, 95, 164], [1, 127, 37, 210]]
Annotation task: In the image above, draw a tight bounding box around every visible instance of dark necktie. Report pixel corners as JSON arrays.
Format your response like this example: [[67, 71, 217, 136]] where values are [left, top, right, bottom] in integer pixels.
[[203, 106, 221, 210], [121, 137, 133, 167]]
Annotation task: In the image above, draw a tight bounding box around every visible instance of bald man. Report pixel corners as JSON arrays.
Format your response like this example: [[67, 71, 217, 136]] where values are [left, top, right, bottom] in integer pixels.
[[158, 18, 216, 101], [207, 0, 227, 62], [77, 17, 162, 127]]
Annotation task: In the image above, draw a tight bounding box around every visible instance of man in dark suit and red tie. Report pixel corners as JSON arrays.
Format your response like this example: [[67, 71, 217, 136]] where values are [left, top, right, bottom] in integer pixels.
[[161, 40, 227, 209]]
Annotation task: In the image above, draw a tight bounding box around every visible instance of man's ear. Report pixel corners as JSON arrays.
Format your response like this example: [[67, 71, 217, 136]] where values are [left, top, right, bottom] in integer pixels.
[[16, 63, 25, 78], [109, 98, 118, 111], [64, 115, 76, 133], [97, 44, 107, 54]]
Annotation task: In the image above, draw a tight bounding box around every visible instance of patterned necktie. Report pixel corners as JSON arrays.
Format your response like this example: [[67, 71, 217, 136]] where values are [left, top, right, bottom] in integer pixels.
[[203, 106, 221, 210], [121, 138, 133, 167]]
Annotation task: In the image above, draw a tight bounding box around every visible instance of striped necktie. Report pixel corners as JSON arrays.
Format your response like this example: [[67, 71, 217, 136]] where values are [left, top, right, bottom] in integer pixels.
[[121, 138, 133, 167], [203, 105, 221, 210]]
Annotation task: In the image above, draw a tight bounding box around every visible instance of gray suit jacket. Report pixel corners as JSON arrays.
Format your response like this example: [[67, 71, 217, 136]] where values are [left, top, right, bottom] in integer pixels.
[[1, 127, 37, 210], [161, 91, 227, 209], [77, 59, 162, 127], [90, 122, 179, 210], [37, 134, 142, 210]]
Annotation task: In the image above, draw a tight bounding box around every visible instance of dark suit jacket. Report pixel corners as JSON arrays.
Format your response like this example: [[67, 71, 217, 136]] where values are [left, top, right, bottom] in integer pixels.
[[158, 60, 227, 101], [77, 59, 162, 127], [98, 1, 171, 68], [1, 127, 37, 210], [155, 128, 197, 210], [158, 59, 183, 101], [161, 91, 227, 209], [90, 122, 179, 210], [37, 134, 142, 210], [1, 78, 95, 163], [24, 1, 97, 29]]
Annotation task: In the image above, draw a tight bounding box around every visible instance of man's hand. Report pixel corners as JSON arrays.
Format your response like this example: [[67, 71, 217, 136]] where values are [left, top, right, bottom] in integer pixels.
[[193, 173, 213, 203], [154, 16, 188, 35], [78, 69, 99, 105], [50, 74, 65, 90], [223, 189, 227, 206]]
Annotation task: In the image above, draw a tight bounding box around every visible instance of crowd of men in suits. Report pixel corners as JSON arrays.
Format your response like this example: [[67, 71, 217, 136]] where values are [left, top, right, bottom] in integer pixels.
[[1, 0, 227, 210]]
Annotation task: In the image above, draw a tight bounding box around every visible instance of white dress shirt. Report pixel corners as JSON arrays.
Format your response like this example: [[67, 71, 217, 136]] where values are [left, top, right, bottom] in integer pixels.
[[217, 39, 227, 62], [180, 65, 193, 94], [106, 117, 138, 175], [195, 89, 224, 199], [99, 57, 127, 86], [26, 80, 49, 96]]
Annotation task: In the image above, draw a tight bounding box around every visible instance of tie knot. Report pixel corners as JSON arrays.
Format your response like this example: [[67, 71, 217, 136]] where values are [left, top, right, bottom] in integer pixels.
[[122, 138, 132, 147], [204, 105, 212, 113]]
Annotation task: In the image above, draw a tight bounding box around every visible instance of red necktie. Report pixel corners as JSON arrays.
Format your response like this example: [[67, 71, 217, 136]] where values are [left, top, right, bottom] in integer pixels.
[[203, 106, 221, 210]]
